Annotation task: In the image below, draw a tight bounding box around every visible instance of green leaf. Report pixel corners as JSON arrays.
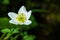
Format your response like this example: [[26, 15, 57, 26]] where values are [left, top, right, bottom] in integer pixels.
[[10, 28, 19, 34], [32, 9, 48, 12], [22, 32, 36, 40], [1, 29, 11, 33], [2, 0, 10, 5], [23, 35, 35, 40], [0, 18, 19, 29], [0, 18, 9, 29], [30, 15, 38, 27]]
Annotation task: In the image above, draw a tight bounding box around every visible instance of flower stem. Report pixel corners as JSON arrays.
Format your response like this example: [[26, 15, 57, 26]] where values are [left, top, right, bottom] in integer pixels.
[[0, 33, 6, 40], [3, 33, 12, 40], [14, 35, 19, 39], [4, 26, 17, 40], [14, 32, 23, 39]]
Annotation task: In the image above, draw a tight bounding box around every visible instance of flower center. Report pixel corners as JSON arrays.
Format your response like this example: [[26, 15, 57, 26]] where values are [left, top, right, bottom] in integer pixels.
[[16, 13, 26, 23]]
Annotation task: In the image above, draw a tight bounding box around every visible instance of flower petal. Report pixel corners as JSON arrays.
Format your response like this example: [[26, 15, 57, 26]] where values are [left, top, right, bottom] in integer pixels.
[[26, 10, 32, 19], [18, 6, 27, 14], [9, 20, 18, 25], [24, 20, 32, 25], [8, 12, 17, 19], [19, 22, 24, 25]]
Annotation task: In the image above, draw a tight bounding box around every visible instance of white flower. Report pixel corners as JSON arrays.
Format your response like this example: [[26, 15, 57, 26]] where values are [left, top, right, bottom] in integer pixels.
[[8, 6, 32, 25]]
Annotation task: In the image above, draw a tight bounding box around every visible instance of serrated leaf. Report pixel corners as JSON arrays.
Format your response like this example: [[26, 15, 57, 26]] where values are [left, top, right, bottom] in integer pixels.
[[23, 35, 35, 40], [10, 28, 19, 34], [23, 32, 36, 40], [1, 29, 11, 33]]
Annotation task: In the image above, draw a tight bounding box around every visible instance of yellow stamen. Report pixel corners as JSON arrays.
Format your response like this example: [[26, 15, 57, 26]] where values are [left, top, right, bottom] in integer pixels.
[[16, 13, 26, 23]]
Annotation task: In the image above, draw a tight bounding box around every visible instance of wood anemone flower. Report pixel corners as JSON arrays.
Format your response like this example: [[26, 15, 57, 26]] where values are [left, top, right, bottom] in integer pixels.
[[8, 6, 32, 25]]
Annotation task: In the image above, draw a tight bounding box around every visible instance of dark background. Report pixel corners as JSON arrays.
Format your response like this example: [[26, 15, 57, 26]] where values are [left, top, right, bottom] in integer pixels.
[[0, 0, 60, 40]]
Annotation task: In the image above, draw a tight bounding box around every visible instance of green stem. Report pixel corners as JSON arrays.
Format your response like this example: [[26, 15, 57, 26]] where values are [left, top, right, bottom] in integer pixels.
[[14, 32, 22, 39], [3, 33, 12, 40], [4, 26, 16, 40], [0, 33, 6, 40], [14, 35, 19, 40]]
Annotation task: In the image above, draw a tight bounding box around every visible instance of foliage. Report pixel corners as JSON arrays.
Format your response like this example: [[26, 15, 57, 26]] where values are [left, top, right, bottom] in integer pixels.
[[0, 0, 60, 40], [22, 32, 36, 40]]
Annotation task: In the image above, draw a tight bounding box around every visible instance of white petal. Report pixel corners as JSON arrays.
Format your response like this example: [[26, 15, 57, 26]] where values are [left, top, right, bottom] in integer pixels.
[[14, 20, 24, 25], [19, 22, 24, 25], [26, 10, 32, 19], [18, 6, 27, 14], [8, 12, 17, 19], [24, 20, 32, 25], [9, 20, 18, 25]]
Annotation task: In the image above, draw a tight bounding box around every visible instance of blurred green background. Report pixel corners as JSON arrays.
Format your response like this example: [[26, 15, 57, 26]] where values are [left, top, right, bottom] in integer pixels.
[[0, 0, 60, 40]]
